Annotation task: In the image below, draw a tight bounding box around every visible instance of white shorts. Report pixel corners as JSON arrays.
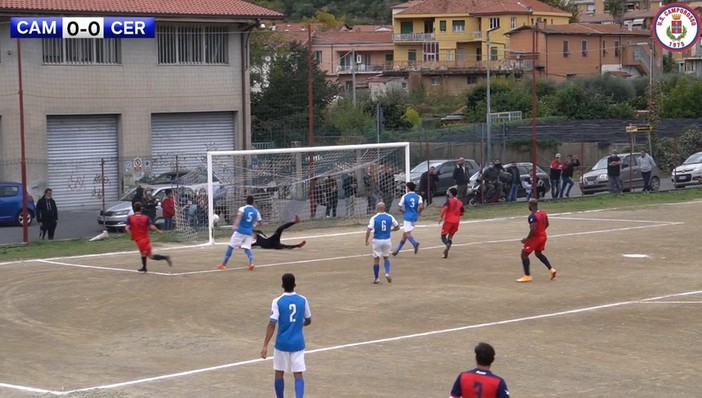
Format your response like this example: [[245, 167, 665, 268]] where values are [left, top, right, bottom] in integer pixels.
[[371, 239, 392, 258], [229, 231, 253, 249], [402, 220, 416, 233], [273, 349, 306, 372]]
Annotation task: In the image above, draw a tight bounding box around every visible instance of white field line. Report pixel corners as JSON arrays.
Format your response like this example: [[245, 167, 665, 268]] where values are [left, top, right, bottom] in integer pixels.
[[1, 201, 689, 268], [19, 220, 683, 276], [4, 289, 700, 396]]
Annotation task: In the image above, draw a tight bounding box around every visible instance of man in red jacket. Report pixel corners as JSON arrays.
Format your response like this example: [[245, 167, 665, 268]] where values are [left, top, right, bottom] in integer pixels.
[[439, 187, 465, 259]]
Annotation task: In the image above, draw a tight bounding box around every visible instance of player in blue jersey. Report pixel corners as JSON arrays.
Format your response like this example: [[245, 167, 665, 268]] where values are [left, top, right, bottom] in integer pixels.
[[217, 195, 261, 271], [450, 342, 510, 398], [393, 181, 423, 256], [365, 202, 400, 284], [261, 273, 312, 398]]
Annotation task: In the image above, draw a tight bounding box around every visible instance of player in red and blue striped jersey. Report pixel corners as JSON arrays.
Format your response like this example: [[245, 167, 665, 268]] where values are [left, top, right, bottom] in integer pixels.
[[517, 198, 557, 283], [439, 187, 465, 259], [261, 273, 312, 398], [366, 202, 400, 284], [450, 342, 509, 398]]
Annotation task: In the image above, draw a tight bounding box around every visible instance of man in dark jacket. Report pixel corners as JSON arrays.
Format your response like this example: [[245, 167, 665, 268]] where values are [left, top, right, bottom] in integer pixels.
[[452, 157, 470, 204], [419, 166, 439, 205], [559, 154, 581, 198], [36, 188, 59, 240]]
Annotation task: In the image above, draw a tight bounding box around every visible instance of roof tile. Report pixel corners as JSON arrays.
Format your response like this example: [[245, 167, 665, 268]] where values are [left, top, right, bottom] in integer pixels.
[[0, 0, 283, 18]]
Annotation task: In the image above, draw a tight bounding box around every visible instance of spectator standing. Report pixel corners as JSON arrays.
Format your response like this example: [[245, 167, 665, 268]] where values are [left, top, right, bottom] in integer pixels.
[[549, 153, 563, 198], [36, 188, 58, 240], [640, 150, 657, 192], [142, 188, 158, 223], [419, 166, 439, 206], [521, 177, 533, 199], [453, 157, 470, 204], [342, 172, 357, 216], [161, 189, 176, 230], [378, 164, 396, 212], [324, 176, 338, 218], [449, 342, 509, 398], [364, 166, 378, 215], [607, 151, 623, 194], [507, 161, 521, 202], [559, 154, 581, 198]]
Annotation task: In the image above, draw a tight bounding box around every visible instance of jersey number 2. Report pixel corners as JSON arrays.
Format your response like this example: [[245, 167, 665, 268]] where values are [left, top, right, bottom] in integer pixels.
[[288, 303, 297, 322]]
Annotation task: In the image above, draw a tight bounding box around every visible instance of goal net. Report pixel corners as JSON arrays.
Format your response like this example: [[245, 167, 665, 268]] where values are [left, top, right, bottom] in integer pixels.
[[203, 142, 411, 244]]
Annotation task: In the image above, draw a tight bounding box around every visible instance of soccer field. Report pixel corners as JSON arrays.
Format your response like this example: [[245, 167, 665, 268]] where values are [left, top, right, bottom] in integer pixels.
[[1, 201, 701, 397]]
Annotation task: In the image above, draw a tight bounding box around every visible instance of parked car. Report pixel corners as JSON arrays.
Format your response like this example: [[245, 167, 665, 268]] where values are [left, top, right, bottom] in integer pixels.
[[464, 162, 550, 200], [0, 181, 35, 226], [671, 151, 702, 189], [97, 184, 197, 230], [580, 153, 660, 194], [395, 159, 480, 197]]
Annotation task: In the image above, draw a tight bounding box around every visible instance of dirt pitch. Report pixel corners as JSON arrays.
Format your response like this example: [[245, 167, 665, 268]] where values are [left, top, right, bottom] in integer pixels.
[[1, 201, 701, 397]]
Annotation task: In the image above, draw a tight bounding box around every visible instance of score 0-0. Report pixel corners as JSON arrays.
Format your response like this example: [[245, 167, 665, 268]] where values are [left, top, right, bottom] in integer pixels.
[[11, 17, 155, 38]]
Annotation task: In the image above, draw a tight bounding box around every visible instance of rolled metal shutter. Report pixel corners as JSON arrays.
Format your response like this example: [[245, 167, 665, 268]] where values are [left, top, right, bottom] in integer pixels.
[[47, 115, 119, 210], [150, 112, 236, 175]]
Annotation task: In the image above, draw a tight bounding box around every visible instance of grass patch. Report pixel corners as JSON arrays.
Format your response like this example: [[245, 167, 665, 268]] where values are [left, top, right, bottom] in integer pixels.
[[0, 231, 177, 262], [3, 189, 702, 262]]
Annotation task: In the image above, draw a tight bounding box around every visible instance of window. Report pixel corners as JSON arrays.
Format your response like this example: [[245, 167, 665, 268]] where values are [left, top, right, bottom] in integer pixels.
[[446, 50, 454, 61], [476, 47, 482, 62], [439, 20, 447, 32], [582, 40, 588, 56], [431, 76, 442, 85], [467, 75, 478, 84], [401, 21, 413, 34], [489, 18, 500, 30], [408, 49, 417, 62], [423, 42, 439, 62], [157, 24, 229, 64], [563, 40, 570, 57], [602, 40, 607, 55], [490, 46, 498, 61], [614, 40, 621, 56], [314, 51, 322, 63], [42, 38, 121, 64], [511, 17, 517, 29], [452, 20, 465, 32]]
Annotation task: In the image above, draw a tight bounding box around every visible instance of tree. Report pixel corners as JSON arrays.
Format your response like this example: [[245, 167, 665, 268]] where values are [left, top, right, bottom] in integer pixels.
[[251, 41, 339, 145], [604, 0, 625, 24]]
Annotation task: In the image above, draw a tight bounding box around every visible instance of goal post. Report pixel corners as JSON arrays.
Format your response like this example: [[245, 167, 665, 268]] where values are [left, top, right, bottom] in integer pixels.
[[205, 142, 411, 244]]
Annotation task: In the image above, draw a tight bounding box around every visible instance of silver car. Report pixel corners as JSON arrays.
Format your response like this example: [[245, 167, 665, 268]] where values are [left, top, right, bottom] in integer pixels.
[[580, 153, 660, 194], [97, 184, 197, 230]]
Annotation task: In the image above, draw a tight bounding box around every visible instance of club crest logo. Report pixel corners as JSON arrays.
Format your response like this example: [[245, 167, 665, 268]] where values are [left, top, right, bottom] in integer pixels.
[[653, 3, 701, 52]]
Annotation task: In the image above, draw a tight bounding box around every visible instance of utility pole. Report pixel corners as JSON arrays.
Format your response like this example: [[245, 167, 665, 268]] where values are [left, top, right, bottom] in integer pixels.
[[485, 26, 499, 162]]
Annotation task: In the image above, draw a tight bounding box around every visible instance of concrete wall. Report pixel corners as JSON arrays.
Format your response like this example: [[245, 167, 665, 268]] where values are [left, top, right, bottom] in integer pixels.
[[0, 20, 248, 183]]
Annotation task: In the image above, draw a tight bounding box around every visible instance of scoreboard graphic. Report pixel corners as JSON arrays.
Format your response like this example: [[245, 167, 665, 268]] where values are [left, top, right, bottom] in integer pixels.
[[10, 17, 156, 38]]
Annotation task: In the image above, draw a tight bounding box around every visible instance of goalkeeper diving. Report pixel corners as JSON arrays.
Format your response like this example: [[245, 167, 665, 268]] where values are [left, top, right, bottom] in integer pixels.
[[253, 215, 307, 250]]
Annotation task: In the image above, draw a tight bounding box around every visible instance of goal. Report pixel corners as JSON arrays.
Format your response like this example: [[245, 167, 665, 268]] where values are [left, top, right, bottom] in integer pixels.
[[204, 142, 411, 244]]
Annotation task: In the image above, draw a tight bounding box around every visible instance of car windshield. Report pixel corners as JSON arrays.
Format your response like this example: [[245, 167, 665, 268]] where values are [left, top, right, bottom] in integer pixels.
[[683, 152, 702, 165], [590, 157, 611, 171], [410, 160, 446, 173]]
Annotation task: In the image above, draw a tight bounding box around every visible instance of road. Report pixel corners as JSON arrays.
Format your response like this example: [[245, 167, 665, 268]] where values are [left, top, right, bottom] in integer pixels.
[[0, 177, 677, 246]]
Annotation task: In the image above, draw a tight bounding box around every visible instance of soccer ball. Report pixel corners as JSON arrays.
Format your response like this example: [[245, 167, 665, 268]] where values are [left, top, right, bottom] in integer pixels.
[[212, 214, 220, 225]]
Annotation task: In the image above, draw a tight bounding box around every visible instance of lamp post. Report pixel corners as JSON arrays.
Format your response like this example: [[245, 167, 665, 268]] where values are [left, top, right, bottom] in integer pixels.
[[485, 26, 499, 162], [352, 49, 357, 107], [529, 9, 538, 193]]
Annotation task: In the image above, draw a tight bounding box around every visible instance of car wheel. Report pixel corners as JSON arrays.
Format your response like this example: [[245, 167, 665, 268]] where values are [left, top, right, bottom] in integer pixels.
[[649, 177, 660, 192], [15, 210, 33, 226]]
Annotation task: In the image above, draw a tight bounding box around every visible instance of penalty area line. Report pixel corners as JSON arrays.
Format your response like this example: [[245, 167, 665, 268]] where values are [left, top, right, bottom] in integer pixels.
[[17, 289, 702, 396]]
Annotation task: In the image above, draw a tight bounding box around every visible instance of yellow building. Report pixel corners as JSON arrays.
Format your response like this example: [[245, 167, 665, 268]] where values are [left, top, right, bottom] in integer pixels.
[[391, 0, 571, 70]]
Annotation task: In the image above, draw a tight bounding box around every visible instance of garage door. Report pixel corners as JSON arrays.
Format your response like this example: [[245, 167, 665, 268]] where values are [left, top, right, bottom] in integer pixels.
[[47, 115, 119, 210], [151, 112, 236, 175]]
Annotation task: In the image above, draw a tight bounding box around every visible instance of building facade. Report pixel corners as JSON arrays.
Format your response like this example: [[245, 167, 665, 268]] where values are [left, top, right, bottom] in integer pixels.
[[0, 0, 282, 209]]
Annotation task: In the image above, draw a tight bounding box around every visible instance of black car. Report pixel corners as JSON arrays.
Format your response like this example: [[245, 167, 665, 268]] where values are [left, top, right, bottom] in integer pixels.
[[395, 159, 480, 197]]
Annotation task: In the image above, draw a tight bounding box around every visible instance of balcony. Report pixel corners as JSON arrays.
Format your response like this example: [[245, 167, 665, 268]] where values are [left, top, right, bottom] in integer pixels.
[[386, 59, 523, 73], [337, 64, 386, 74], [393, 32, 436, 43]]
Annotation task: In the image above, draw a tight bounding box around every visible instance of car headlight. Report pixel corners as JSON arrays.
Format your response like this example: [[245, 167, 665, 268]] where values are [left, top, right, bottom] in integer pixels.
[[597, 174, 608, 181], [114, 210, 130, 216]]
